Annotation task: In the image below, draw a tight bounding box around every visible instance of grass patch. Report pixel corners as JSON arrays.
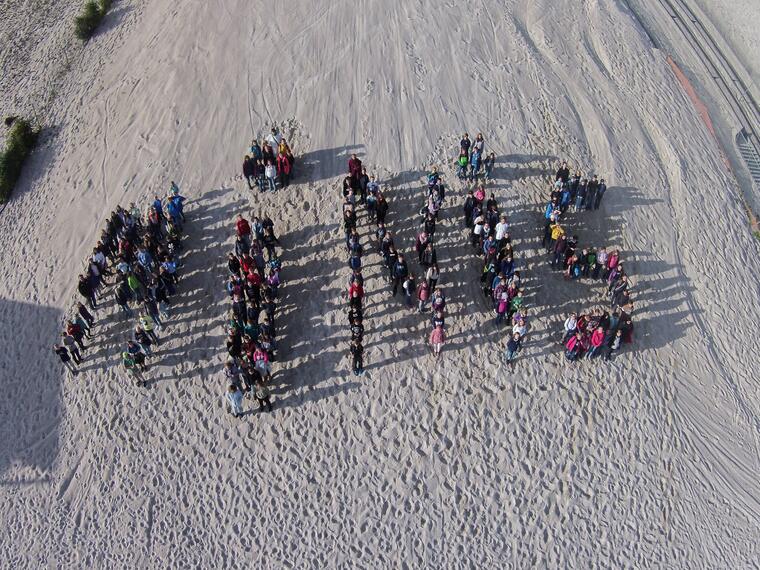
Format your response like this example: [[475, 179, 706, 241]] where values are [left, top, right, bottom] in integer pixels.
[[0, 118, 40, 203], [74, 0, 113, 41]]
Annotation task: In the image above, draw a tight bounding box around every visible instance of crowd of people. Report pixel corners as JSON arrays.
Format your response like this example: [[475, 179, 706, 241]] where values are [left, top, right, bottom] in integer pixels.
[[242, 127, 295, 192], [342, 154, 369, 376], [455, 133, 527, 368], [221, 213, 281, 417], [53, 183, 188, 386], [416, 169, 447, 358], [544, 162, 635, 361], [548, 161, 608, 214]]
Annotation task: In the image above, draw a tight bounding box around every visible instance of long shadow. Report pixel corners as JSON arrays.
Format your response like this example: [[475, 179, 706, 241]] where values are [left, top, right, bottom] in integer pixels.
[[0, 299, 63, 484], [298, 145, 365, 183], [521, 179, 694, 358], [96, 5, 133, 37]]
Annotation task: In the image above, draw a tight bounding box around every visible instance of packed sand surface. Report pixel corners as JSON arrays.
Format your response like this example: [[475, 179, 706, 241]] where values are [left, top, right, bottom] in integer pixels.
[[1, 0, 759, 567], [691, 0, 760, 98]]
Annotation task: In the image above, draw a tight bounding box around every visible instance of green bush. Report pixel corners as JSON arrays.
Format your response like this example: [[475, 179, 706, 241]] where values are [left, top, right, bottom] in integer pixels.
[[0, 118, 40, 203], [74, 0, 112, 41]]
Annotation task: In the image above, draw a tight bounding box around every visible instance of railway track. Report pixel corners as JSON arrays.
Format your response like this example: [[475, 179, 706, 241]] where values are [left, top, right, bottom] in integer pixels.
[[659, 0, 760, 189]]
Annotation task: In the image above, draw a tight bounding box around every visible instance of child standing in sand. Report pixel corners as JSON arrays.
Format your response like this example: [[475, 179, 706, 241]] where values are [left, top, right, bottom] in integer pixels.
[[350, 339, 364, 376], [265, 160, 277, 191], [429, 324, 445, 358], [226, 384, 244, 418], [254, 382, 273, 412], [505, 332, 522, 369]]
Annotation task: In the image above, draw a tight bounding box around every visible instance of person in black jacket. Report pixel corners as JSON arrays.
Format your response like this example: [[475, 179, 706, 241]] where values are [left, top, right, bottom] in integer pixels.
[[505, 332, 522, 369], [420, 243, 437, 268], [594, 179, 607, 209], [555, 161, 570, 183], [242, 155, 255, 189], [376, 193, 389, 225], [350, 339, 364, 376], [351, 317, 364, 343], [463, 190, 475, 227], [78, 274, 97, 309], [54, 344, 77, 374], [391, 254, 409, 297], [385, 246, 399, 284], [585, 175, 599, 210]]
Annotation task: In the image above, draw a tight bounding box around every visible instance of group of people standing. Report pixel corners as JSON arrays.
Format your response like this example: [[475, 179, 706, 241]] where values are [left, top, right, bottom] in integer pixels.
[[544, 162, 635, 361], [242, 127, 295, 192], [462, 181, 527, 368], [549, 161, 608, 213], [222, 213, 280, 417], [341, 154, 370, 376], [53, 183, 188, 386], [456, 132, 496, 182], [415, 169, 447, 357]]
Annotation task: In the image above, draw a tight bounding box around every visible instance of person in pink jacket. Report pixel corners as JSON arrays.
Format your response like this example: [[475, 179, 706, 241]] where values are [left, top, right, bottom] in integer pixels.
[[252, 347, 271, 381], [604, 249, 619, 280], [586, 326, 606, 359], [276, 151, 292, 188], [429, 324, 445, 358], [565, 331, 585, 362]]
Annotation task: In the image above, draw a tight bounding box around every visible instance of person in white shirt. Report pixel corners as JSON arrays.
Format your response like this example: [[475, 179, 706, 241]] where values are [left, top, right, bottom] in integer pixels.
[[226, 384, 244, 418], [472, 214, 484, 249], [562, 313, 578, 343], [512, 320, 527, 339], [494, 214, 509, 249], [266, 127, 281, 153], [264, 161, 277, 191]]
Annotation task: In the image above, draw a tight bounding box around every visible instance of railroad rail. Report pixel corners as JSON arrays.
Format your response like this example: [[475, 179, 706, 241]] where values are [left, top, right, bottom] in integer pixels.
[[660, 0, 760, 188]]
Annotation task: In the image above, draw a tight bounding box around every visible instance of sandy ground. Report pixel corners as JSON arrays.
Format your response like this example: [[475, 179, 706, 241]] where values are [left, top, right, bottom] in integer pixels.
[[692, 0, 760, 99], [1, 0, 759, 567]]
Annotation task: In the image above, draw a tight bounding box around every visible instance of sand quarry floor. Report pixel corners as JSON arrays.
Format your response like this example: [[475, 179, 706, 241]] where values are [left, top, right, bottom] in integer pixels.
[[1, 0, 759, 567]]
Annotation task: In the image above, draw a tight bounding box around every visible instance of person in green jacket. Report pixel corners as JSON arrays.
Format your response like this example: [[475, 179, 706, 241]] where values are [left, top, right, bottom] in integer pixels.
[[585, 248, 597, 278], [508, 290, 524, 322], [122, 351, 146, 387], [456, 151, 469, 179], [127, 272, 145, 301]]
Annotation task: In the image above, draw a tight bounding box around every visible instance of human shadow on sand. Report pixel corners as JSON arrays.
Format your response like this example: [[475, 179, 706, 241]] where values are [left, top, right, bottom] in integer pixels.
[[298, 145, 366, 183]]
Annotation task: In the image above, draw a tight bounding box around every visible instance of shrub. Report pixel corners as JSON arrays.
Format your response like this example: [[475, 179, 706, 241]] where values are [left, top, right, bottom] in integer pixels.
[[74, 0, 112, 41], [0, 118, 40, 203]]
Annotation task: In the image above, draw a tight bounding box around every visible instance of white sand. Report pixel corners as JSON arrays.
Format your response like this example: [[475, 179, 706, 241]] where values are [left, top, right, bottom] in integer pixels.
[[1, 0, 759, 567], [691, 0, 760, 98]]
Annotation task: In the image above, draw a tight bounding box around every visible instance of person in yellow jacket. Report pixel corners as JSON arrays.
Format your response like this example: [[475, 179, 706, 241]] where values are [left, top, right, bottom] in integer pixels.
[[548, 222, 565, 252], [139, 313, 160, 346]]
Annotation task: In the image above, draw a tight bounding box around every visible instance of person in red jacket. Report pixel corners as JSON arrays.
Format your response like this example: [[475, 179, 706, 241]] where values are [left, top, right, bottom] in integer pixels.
[[586, 326, 606, 359], [348, 279, 364, 301], [276, 151, 292, 188], [348, 153, 362, 189], [236, 215, 251, 249]]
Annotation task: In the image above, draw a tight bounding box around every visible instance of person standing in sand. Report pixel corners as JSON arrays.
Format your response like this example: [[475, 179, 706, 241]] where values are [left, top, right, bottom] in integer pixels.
[[429, 324, 445, 358], [265, 160, 277, 192], [53, 344, 77, 375], [348, 153, 363, 189], [504, 332, 522, 369], [254, 382, 273, 412], [276, 149, 292, 188], [243, 155, 255, 189], [391, 253, 409, 297], [122, 351, 146, 387], [226, 384, 244, 418], [350, 338, 364, 376]]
